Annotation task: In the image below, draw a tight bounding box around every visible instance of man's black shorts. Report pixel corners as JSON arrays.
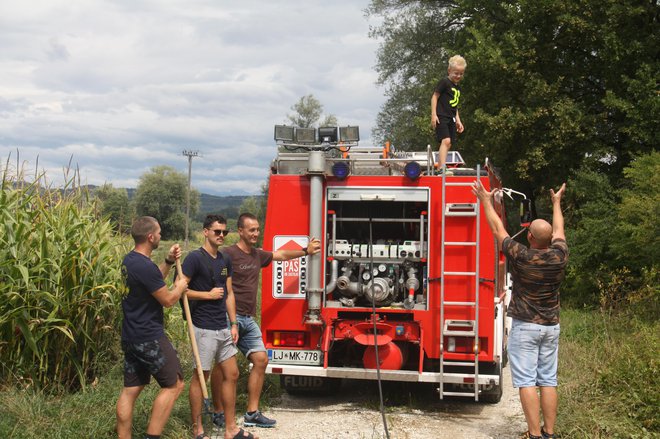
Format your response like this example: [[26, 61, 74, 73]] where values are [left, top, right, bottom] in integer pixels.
[[435, 117, 457, 144], [122, 334, 183, 388]]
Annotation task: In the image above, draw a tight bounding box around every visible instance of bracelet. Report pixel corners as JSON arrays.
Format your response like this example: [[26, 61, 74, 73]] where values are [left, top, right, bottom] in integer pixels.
[[302, 247, 308, 256], [165, 258, 175, 265], [230, 321, 238, 326]]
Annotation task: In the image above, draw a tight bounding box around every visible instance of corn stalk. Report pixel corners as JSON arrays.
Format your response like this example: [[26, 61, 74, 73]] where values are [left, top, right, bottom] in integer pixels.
[[0, 157, 129, 391]]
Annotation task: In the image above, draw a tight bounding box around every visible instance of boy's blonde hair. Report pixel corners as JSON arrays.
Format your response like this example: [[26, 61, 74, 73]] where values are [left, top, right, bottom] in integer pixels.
[[448, 55, 467, 70]]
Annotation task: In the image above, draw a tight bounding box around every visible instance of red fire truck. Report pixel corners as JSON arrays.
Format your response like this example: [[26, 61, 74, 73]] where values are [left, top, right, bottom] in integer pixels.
[[260, 125, 513, 402]]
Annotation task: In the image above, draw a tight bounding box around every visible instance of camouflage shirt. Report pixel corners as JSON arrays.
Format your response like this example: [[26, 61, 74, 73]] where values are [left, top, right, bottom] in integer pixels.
[[503, 237, 568, 325]]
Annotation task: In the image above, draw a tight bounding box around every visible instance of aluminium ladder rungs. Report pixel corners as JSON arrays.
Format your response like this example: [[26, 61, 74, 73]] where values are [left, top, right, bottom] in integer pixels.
[[445, 182, 474, 187], [442, 391, 477, 397], [442, 361, 476, 367], [439, 163, 482, 401]]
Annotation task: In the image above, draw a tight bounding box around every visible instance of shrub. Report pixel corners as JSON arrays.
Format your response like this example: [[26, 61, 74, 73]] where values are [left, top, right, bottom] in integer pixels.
[[563, 151, 660, 309]]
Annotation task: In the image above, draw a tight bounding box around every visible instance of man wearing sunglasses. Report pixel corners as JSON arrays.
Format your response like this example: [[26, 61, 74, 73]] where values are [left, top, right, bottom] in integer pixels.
[[180, 214, 256, 439]]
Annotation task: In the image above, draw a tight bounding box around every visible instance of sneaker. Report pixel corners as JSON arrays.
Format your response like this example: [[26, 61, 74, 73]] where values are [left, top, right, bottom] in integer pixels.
[[243, 410, 276, 428], [212, 411, 225, 428]]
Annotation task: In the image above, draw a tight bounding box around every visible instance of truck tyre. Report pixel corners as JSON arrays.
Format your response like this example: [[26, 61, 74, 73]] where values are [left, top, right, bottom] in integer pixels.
[[480, 363, 503, 404], [280, 375, 341, 396]]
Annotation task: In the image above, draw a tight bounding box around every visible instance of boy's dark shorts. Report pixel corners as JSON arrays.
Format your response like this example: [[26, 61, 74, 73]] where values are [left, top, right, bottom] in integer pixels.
[[435, 117, 457, 144], [122, 334, 183, 388]]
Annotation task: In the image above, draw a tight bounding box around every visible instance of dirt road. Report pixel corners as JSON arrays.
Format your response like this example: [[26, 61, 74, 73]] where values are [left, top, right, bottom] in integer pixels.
[[211, 365, 526, 439]]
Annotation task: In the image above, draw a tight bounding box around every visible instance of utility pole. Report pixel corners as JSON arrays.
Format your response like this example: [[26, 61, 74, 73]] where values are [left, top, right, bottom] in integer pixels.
[[182, 150, 199, 250]]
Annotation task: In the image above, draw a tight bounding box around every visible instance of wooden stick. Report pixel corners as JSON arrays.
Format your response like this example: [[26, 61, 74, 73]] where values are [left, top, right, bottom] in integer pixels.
[[176, 259, 209, 401]]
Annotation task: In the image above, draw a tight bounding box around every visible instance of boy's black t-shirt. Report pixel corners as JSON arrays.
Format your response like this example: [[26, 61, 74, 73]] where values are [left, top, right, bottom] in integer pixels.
[[434, 77, 461, 119], [121, 250, 167, 343], [182, 248, 232, 330]]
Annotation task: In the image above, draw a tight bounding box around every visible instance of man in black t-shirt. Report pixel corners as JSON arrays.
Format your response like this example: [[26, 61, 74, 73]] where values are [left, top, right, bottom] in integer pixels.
[[473, 182, 567, 439], [116, 216, 188, 439], [181, 214, 255, 439], [431, 54, 466, 172]]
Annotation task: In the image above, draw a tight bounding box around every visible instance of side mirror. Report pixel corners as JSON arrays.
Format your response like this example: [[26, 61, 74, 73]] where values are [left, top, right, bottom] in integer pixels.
[[520, 199, 532, 227]]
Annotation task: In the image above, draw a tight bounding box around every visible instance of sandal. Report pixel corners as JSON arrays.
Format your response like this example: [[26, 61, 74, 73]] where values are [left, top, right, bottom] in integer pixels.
[[541, 428, 556, 438], [195, 433, 211, 439], [519, 433, 543, 439], [231, 428, 255, 439]]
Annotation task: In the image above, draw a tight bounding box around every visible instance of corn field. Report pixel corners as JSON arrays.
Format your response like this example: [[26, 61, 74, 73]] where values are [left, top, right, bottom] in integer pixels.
[[0, 160, 129, 391]]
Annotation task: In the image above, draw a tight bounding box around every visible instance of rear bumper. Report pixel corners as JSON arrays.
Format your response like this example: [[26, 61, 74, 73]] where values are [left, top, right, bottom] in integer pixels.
[[267, 364, 500, 386]]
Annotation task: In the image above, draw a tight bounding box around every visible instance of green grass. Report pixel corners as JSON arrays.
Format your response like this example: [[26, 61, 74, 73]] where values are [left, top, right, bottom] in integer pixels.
[[557, 308, 659, 438], [0, 236, 280, 439], [0, 304, 281, 439]]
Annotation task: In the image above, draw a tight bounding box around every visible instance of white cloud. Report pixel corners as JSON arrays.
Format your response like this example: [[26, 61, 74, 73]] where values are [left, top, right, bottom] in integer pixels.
[[0, 0, 385, 195]]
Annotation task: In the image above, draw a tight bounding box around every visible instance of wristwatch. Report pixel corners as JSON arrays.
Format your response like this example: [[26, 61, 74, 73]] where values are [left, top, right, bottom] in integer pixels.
[[302, 247, 308, 256], [165, 258, 175, 265]]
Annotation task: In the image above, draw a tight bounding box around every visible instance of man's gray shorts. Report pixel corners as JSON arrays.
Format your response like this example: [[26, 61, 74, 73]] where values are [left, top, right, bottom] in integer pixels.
[[193, 326, 238, 371]]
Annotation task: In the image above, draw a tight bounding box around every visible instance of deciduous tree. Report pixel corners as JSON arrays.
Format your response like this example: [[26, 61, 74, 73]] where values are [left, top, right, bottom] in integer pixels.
[[287, 94, 338, 128], [368, 0, 659, 200], [133, 166, 199, 240], [94, 183, 133, 233]]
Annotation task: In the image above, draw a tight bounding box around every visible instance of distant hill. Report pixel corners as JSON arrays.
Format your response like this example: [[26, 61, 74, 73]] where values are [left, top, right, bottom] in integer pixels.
[[89, 185, 257, 222], [197, 193, 255, 221]]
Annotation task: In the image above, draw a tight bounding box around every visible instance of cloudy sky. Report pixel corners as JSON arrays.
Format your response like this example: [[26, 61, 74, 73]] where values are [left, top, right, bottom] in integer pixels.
[[0, 0, 385, 195]]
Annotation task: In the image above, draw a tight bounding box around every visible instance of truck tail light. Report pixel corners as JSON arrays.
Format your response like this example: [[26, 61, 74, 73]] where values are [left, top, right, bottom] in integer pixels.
[[273, 331, 306, 347]]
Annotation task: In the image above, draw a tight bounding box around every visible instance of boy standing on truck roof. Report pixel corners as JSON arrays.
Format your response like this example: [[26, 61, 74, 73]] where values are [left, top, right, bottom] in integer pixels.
[[431, 55, 466, 174]]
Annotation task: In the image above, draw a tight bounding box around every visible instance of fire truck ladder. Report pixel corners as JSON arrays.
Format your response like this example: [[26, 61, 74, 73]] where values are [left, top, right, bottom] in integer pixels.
[[439, 164, 482, 401]]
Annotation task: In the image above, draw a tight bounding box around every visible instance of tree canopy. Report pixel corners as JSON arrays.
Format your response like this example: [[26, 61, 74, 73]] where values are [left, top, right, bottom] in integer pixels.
[[133, 165, 199, 240], [368, 0, 659, 199], [287, 94, 338, 128], [94, 183, 133, 233]]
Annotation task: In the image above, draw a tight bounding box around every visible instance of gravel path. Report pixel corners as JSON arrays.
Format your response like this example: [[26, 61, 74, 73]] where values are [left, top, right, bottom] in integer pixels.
[[211, 365, 525, 439]]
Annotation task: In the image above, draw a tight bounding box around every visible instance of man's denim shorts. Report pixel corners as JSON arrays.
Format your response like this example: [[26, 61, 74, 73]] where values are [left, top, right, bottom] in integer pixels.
[[236, 314, 266, 358], [508, 319, 560, 388]]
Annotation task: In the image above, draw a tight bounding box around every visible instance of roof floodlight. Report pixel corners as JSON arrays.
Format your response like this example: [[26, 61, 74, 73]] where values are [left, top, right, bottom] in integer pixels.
[[318, 126, 338, 143], [274, 125, 295, 142], [339, 126, 360, 143], [295, 127, 316, 144]]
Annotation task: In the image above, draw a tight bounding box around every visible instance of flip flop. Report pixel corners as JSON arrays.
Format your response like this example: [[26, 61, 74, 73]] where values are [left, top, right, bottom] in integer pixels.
[[231, 427, 255, 439]]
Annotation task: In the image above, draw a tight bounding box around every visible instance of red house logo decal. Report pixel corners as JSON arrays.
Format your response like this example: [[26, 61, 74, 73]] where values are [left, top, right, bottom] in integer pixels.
[[272, 236, 308, 299]]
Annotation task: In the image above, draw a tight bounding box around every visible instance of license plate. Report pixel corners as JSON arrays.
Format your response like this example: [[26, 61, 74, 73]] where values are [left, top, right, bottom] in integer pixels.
[[268, 349, 322, 365]]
